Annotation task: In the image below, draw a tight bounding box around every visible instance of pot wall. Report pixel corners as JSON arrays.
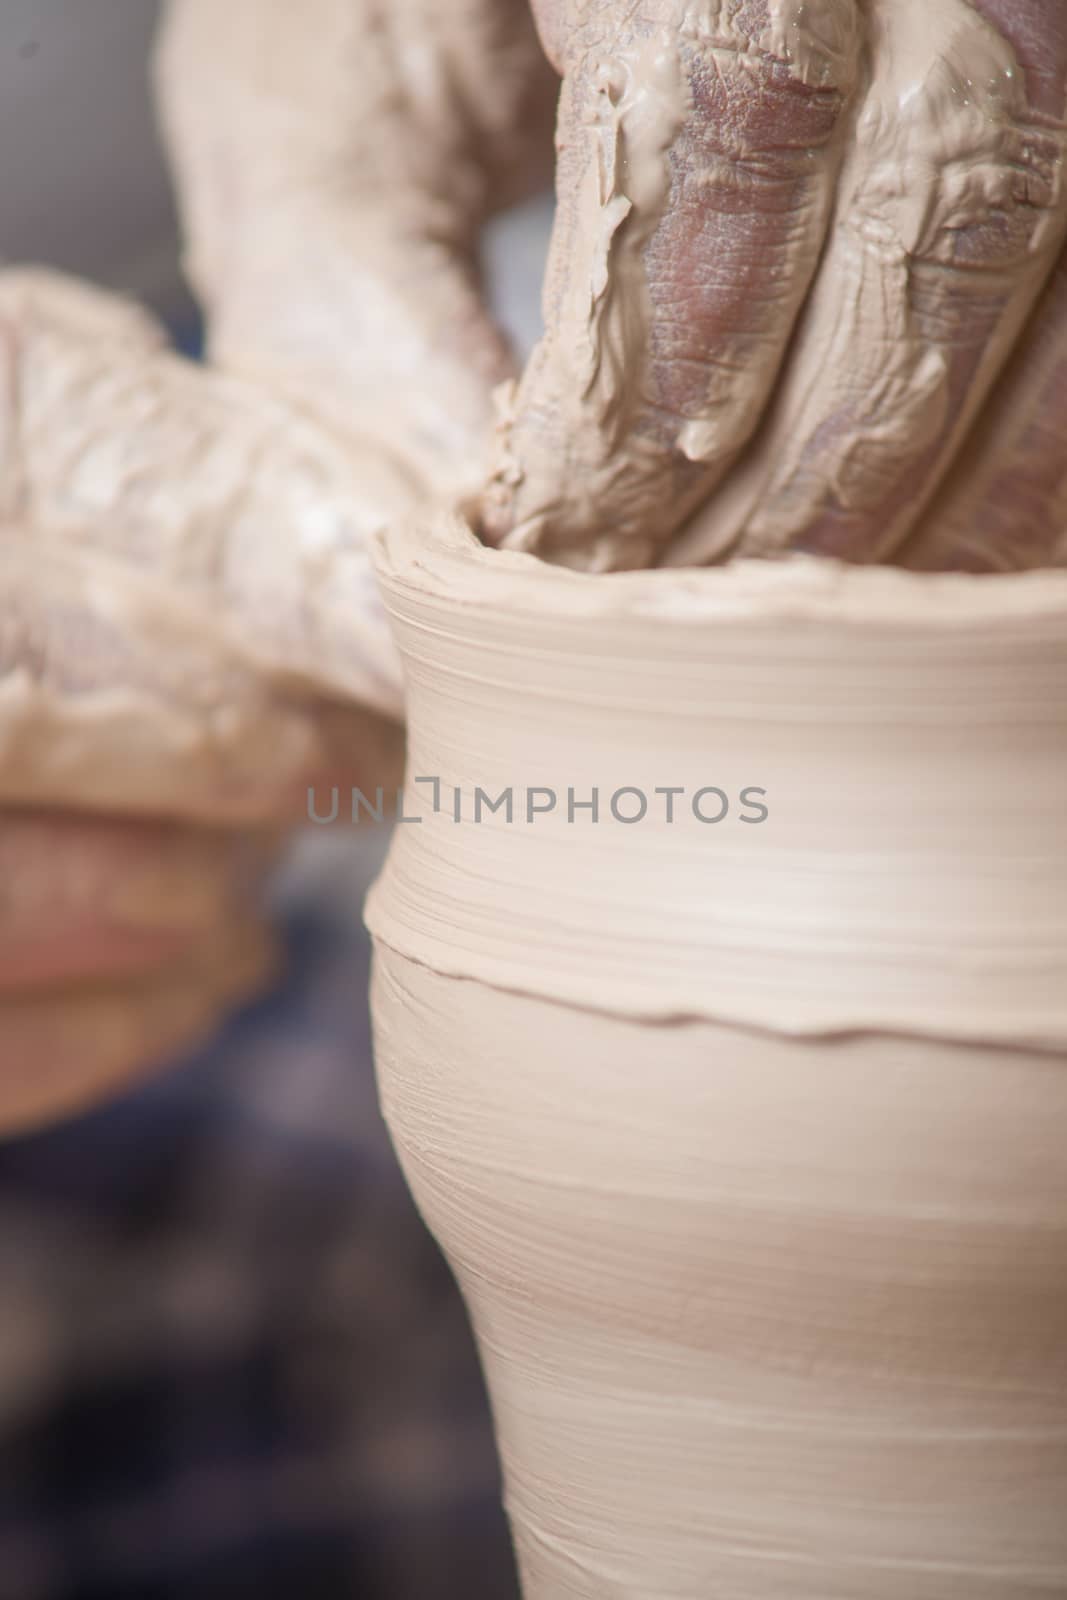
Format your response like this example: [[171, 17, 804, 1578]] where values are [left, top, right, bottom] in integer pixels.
[[373, 947, 1067, 1597], [367, 515, 1067, 1597]]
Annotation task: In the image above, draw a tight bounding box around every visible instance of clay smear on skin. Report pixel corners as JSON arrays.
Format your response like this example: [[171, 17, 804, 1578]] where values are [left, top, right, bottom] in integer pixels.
[[486, 0, 862, 565], [489, 0, 1067, 571], [674, 0, 1067, 565]]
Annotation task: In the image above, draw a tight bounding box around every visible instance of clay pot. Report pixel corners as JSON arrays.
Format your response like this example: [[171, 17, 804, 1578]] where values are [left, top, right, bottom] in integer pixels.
[[367, 514, 1067, 1599]]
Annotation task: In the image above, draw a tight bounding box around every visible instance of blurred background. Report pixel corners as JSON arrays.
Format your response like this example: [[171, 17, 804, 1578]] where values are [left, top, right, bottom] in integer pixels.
[[0, 0, 192, 322], [0, 5, 551, 1596]]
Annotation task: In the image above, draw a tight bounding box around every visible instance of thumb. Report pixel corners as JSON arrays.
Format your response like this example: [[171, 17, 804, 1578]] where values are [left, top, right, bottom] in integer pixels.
[[155, 0, 557, 503], [0, 270, 407, 821]]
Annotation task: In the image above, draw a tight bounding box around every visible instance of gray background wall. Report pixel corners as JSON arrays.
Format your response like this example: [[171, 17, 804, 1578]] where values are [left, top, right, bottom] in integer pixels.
[[0, 0, 192, 316]]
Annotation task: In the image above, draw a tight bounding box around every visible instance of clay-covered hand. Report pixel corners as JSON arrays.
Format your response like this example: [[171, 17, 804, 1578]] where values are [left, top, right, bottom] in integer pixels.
[[156, 0, 556, 500], [0, 0, 556, 1132], [481, 0, 1067, 573], [0, 271, 407, 1132]]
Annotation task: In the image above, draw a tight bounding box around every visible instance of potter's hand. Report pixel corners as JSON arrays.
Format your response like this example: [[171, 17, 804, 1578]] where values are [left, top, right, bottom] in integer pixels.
[[482, 0, 1067, 572], [156, 0, 556, 502], [0, 0, 554, 1133], [0, 271, 405, 1133]]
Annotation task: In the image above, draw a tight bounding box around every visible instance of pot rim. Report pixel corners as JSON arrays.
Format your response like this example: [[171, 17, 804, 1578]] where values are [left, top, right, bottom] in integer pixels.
[[375, 513, 1067, 633]]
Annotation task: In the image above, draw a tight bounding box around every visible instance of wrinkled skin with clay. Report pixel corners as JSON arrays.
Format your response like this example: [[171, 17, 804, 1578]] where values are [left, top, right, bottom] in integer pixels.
[[2, 0, 1065, 1127], [483, 0, 1067, 571]]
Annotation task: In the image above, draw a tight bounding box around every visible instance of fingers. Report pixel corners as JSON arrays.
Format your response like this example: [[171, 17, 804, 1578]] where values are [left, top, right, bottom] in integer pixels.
[[668, 0, 1067, 568], [0, 918, 276, 1137], [156, 0, 556, 497], [481, 0, 863, 569], [969, 0, 1067, 117], [895, 249, 1067, 572], [895, 3, 1067, 573], [0, 533, 318, 820], [1, 271, 405, 818], [0, 812, 279, 1134], [0, 813, 275, 991], [2, 271, 405, 700]]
